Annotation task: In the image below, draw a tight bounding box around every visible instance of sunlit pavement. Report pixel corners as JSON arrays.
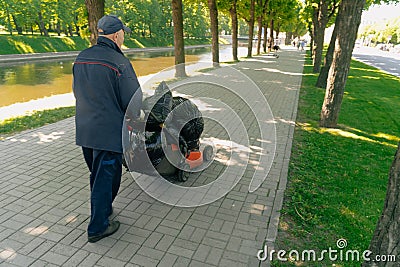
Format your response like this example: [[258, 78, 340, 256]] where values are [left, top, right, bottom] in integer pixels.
[[0, 47, 305, 267]]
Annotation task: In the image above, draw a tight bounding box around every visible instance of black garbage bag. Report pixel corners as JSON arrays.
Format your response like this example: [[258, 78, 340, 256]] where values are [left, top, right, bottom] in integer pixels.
[[142, 81, 173, 130], [168, 96, 204, 150], [145, 132, 164, 167], [127, 82, 204, 174]]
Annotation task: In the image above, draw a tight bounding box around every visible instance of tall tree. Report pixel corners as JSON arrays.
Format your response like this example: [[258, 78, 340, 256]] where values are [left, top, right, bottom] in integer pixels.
[[268, 17, 274, 51], [229, 0, 239, 61], [85, 0, 104, 45], [1, 0, 14, 35], [316, 13, 338, 88], [311, 0, 328, 72], [171, 0, 186, 77], [247, 0, 256, 57], [207, 0, 219, 64], [310, 0, 338, 73], [280, 1, 307, 46], [363, 143, 400, 267], [263, 24, 268, 52], [219, 0, 239, 61], [37, 11, 49, 36], [256, 0, 269, 55], [319, 0, 365, 128]]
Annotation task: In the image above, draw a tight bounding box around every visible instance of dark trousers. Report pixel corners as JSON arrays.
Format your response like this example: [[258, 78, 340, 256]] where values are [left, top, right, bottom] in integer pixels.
[[82, 147, 122, 236]]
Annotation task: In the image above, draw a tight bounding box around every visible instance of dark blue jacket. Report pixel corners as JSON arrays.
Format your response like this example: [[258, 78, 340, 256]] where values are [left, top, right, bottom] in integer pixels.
[[73, 37, 142, 153]]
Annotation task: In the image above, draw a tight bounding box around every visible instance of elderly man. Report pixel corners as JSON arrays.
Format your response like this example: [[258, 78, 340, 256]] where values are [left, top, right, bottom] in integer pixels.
[[72, 15, 142, 243]]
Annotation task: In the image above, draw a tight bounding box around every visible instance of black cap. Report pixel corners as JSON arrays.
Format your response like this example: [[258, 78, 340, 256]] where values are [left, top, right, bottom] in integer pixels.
[[97, 15, 131, 35]]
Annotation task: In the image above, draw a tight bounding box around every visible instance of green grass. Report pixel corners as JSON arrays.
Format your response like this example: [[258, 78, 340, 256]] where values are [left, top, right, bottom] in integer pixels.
[[0, 107, 75, 139], [0, 34, 211, 54], [273, 55, 400, 266], [0, 35, 91, 54]]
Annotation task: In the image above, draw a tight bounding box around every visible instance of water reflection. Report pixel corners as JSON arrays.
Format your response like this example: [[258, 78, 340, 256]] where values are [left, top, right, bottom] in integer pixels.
[[0, 47, 209, 107]]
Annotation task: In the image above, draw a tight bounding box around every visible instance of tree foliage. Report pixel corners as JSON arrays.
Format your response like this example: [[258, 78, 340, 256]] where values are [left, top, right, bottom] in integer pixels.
[[0, 0, 209, 43], [359, 16, 400, 44]]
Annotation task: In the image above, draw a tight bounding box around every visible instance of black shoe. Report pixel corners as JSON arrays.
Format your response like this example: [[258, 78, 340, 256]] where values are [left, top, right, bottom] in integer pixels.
[[88, 221, 120, 243]]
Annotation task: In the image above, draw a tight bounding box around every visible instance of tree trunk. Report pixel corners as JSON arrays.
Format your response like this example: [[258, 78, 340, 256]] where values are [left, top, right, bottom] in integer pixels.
[[56, 21, 61, 36], [85, 0, 105, 46], [363, 143, 400, 267], [256, 16, 263, 55], [68, 25, 74, 36], [276, 27, 280, 39], [207, 0, 219, 64], [229, 0, 239, 61], [312, 0, 329, 73], [37, 12, 49, 37], [171, 0, 186, 77], [268, 18, 274, 52], [247, 0, 255, 57], [285, 32, 293, 45], [316, 14, 339, 88], [307, 19, 314, 55], [11, 14, 23, 35], [75, 24, 80, 36], [263, 24, 268, 53], [319, 0, 365, 128], [1, 0, 13, 35]]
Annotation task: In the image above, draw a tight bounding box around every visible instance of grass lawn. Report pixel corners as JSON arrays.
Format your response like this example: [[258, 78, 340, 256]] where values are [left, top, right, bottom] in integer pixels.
[[0, 107, 75, 140], [0, 34, 212, 54], [273, 54, 400, 266]]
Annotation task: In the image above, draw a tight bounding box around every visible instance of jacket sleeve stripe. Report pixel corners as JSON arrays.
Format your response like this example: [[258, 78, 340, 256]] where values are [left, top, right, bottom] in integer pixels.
[[74, 61, 121, 76]]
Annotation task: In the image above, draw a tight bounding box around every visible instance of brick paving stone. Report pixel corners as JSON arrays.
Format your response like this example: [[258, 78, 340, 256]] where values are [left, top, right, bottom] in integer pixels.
[[155, 234, 175, 252], [19, 237, 46, 255], [96, 256, 129, 267], [62, 250, 90, 267], [4, 253, 36, 266], [117, 243, 140, 262], [173, 256, 191, 267], [137, 245, 165, 261], [190, 228, 207, 243], [0, 48, 304, 266], [130, 254, 159, 267], [205, 247, 224, 265], [168, 244, 195, 258], [190, 259, 217, 267], [40, 250, 70, 265], [142, 231, 163, 248], [177, 224, 195, 240], [192, 244, 212, 262], [79, 253, 102, 266]]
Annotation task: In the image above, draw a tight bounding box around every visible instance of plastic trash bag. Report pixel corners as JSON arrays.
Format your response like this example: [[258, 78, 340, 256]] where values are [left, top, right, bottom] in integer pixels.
[[142, 81, 173, 128], [168, 96, 204, 150], [145, 132, 164, 167]]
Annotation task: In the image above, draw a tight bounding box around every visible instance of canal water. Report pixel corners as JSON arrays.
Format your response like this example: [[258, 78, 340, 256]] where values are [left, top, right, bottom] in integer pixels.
[[0, 46, 247, 121]]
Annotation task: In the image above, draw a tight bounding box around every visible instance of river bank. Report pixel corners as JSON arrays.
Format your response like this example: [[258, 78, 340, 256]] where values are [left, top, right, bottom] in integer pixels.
[[0, 45, 246, 125], [0, 44, 212, 65], [0, 34, 213, 55]]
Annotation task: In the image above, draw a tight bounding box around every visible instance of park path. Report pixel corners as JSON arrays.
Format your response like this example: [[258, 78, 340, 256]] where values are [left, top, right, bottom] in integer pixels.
[[0, 47, 305, 267]]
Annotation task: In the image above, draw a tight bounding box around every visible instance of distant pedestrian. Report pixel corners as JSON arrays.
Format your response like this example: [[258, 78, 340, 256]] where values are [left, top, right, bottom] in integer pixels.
[[72, 15, 142, 243], [300, 40, 305, 51]]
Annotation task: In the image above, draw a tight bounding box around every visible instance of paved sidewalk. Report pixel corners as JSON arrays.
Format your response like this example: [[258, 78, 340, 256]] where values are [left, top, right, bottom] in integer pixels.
[[0, 48, 305, 267]]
